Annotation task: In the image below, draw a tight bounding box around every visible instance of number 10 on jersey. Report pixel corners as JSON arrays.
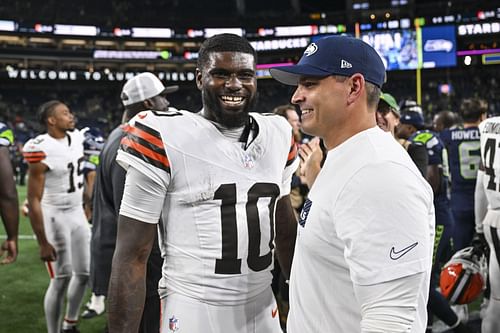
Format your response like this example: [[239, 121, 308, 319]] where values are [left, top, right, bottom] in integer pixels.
[[214, 182, 280, 275]]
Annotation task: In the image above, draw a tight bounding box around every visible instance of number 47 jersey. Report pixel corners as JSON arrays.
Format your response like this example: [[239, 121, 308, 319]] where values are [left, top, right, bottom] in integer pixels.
[[23, 129, 85, 209], [479, 116, 500, 211], [116, 109, 298, 305]]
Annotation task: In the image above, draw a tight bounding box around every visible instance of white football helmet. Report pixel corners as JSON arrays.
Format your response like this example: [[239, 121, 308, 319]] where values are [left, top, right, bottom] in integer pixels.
[[439, 246, 488, 305]]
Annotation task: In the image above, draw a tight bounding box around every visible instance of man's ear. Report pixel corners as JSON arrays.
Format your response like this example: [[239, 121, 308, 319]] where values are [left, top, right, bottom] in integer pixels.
[[347, 74, 364, 105], [195, 68, 203, 90], [47, 116, 56, 126], [143, 99, 153, 109]]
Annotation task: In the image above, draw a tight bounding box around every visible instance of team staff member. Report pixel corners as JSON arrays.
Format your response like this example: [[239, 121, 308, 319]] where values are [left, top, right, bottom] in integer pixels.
[[0, 121, 19, 264], [87, 72, 177, 332], [108, 34, 298, 333], [23, 101, 90, 333], [270, 35, 435, 333]]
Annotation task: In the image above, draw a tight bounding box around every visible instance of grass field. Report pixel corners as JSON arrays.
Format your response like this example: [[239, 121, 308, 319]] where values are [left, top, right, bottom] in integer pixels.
[[0, 185, 107, 333]]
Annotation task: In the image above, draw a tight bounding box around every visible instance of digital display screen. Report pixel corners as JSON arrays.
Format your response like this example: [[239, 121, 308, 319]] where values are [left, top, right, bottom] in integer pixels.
[[361, 29, 417, 71], [421, 25, 456, 68]]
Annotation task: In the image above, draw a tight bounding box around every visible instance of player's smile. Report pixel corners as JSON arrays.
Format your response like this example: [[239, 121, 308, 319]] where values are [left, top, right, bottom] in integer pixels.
[[220, 95, 246, 109]]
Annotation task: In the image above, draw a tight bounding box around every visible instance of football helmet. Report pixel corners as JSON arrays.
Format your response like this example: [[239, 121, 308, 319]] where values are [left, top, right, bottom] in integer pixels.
[[439, 246, 488, 305]]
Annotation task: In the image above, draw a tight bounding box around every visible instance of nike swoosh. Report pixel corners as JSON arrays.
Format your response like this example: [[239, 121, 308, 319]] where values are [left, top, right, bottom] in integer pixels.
[[389, 242, 418, 260], [272, 307, 278, 318]]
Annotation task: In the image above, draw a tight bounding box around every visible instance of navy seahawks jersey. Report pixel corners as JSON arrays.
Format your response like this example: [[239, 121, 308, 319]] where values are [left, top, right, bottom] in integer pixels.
[[409, 130, 450, 205], [439, 126, 481, 213], [0, 121, 14, 147], [410, 130, 454, 227]]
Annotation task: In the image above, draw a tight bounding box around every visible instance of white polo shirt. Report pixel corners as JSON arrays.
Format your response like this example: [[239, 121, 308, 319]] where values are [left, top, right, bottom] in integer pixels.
[[287, 126, 435, 333]]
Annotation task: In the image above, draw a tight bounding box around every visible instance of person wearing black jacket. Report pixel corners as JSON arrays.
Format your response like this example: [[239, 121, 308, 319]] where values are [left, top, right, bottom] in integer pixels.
[[87, 72, 178, 332]]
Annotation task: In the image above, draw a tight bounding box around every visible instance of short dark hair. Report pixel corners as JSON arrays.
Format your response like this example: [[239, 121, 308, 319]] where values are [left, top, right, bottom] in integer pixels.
[[435, 110, 457, 129], [460, 98, 488, 123], [365, 82, 381, 110], [197, 33, 256, 70], [272, 104, 296, 119], [38, 100, 63, 126]]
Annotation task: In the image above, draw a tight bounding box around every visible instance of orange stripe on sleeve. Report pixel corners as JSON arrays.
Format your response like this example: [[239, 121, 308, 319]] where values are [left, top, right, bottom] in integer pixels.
[[121, 137, 170, 169], [123, 124, 164, 149]]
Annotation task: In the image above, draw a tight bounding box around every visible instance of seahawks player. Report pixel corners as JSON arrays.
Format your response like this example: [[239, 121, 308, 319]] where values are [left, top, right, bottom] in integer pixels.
[[23, 101, 90, 333], [108, 34, 298, 333], [439, 99, 487, 251], [398, 110, 472, 332], [0, 121, 19, 264]]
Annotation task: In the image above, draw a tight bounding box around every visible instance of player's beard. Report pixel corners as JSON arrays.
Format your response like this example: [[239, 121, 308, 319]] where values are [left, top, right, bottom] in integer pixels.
[[202, 90, 258, 128]]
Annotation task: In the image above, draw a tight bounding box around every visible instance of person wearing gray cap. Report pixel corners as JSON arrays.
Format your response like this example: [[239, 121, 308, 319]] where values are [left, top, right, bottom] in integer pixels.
[[270, 35, 435, 333], [87, 72, 177, 333]]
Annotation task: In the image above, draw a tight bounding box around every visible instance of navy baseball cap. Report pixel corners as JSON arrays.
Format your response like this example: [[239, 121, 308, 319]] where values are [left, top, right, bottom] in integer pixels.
[[400, 111, 425, 129], [270, 35, 386, 88]]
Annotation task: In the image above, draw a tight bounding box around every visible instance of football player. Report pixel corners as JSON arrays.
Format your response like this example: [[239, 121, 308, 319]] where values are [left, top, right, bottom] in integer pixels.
[[107, 34, 298, 333], [438, 100, 487, 251], [0, 121, 19, 264], [475, 114, 500, 333], [81, 127, 105, 220], [23, 101, 90, 333], [398, 110, 472, 332]]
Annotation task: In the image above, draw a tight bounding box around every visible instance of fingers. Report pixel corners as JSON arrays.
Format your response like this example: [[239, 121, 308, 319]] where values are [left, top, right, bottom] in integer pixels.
[[0, 254, 16, 265], [0, 240, 17, 265]]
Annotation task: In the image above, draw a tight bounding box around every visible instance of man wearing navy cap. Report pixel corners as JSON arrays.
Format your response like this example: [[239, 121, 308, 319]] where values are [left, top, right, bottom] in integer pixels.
[[271, 35, 435, 333]]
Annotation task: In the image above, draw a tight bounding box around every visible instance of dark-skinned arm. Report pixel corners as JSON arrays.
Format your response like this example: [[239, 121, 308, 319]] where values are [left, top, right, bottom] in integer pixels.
[[274, 194, 297, 279], [0, 146, 19, 264], [107, 215, 157, 333], [26, 161, 57, 261], [426, 164, 441, 195]]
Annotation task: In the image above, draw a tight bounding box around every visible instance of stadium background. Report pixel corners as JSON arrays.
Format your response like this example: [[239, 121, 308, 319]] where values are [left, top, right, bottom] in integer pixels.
[[0, 0, 498, 332]]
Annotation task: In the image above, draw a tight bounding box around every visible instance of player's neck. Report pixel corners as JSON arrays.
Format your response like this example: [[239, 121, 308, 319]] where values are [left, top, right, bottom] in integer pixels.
[[47, 127, 67, 139], [463, 121, 479, 128]]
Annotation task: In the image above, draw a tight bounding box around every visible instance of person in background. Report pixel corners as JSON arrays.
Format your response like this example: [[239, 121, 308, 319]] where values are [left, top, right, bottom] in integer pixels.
[[107, 34, 298, 333], [85, 72, 176, 333], [271, 104, 305, 331], [0, 121, 19, 264], [398, 110, 473, 333], [81, 127, 105, 221], [438, 99, 487, 252], [23, 100, 90, 333], [433, 110, 458, 133], [376, 92, 428, 177], [270, 35, 434, 333], [475, 112, 500, 333]]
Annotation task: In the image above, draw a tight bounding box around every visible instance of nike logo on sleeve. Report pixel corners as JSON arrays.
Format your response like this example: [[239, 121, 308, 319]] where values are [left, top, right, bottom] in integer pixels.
[[389, 242, 418, 260]]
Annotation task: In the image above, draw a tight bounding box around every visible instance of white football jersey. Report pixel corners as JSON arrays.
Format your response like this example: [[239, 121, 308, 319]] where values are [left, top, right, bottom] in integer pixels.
[[117, 109, 298, 305], [479, 117, 500, 217], [23, 129, 85, 208]]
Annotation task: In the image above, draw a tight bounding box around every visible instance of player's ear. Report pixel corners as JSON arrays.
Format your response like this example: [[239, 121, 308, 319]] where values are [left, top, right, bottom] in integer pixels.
[[195, 68, 203, 91], [47, 115, 56, 126], [143, 99, 153, 109]]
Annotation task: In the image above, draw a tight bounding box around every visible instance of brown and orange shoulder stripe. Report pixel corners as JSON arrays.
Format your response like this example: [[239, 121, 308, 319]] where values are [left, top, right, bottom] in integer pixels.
[[120, 122, 171, 173], [23, 150, 47, 163]]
